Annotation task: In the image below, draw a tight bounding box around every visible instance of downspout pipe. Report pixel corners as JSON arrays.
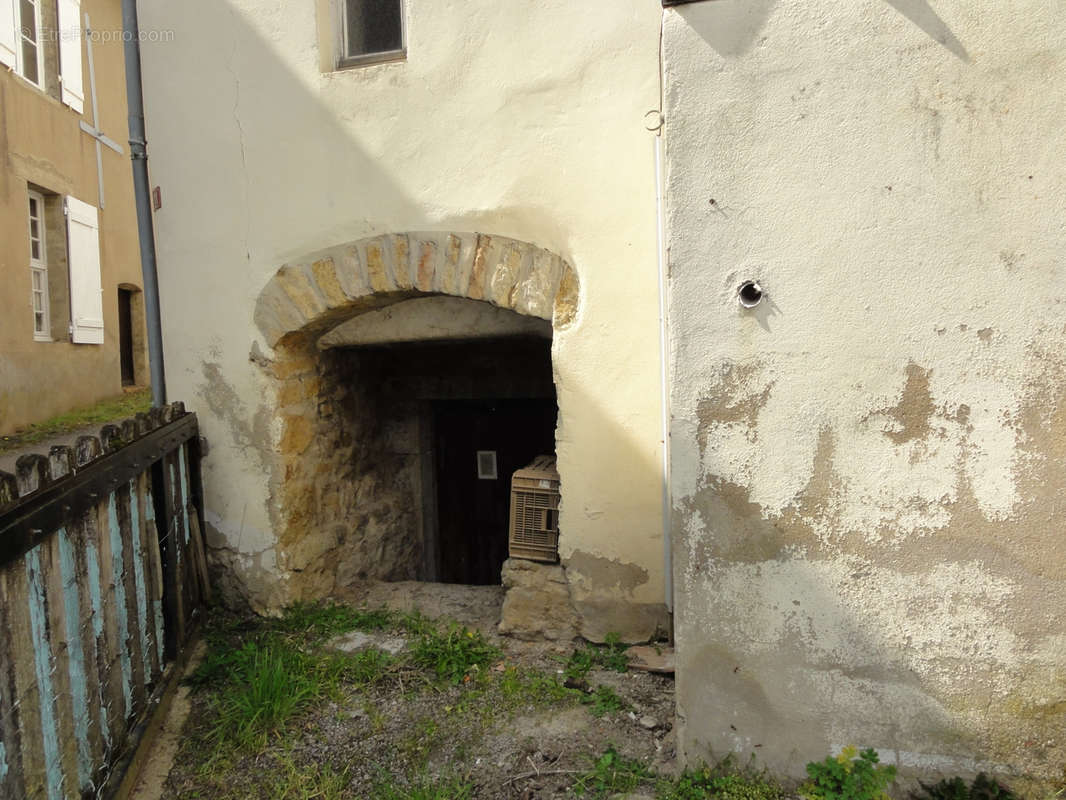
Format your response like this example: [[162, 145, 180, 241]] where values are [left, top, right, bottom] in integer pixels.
[[121, 0, 166, 407], [654, 13, 673, 617]]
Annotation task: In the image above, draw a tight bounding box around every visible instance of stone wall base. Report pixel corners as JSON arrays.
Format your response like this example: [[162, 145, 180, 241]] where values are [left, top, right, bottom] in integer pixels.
[[499, 558, 671, 644]]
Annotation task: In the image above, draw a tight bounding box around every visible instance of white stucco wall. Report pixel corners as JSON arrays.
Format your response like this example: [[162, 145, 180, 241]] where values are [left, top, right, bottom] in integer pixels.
[[136, 0, 666, 624], [665, 0, 1066, 780]]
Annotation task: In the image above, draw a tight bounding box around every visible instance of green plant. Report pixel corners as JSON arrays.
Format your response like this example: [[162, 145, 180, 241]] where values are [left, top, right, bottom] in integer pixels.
[[268, 755, 351, 800], [581, 684, 627, 717], [565, 632, 630, 680], [497, 665, 581, 708], [270, 602, 395, 641], [410, 625, 500, 684], [911, 773, 1016, 800], [661, 762, 783, 800], [573, 746, 652, 797], [801, 747, 897, 800]]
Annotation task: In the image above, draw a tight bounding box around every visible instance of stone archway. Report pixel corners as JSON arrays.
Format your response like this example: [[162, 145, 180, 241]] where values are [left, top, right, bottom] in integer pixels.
[[253, 232, 579, 601], [254, 232, 580, 348]]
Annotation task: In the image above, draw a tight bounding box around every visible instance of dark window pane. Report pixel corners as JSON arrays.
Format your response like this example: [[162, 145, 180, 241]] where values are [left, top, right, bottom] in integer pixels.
[[21, 39, 38, 83], [346, 0, 402, 57], [20, 0, 36, 40]]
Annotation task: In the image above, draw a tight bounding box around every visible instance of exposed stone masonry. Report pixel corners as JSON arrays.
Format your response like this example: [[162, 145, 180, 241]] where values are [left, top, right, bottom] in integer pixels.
[[254, 232, 580, 348]]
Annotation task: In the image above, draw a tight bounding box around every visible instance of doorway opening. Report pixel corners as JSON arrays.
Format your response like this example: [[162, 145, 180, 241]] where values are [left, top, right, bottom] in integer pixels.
[[305, 329, 557, 590], [118, 287, 135, 385], [433, 397, 557, 585]]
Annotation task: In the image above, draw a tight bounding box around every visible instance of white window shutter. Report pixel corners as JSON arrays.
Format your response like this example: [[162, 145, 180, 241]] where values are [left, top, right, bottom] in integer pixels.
[[0, 0, 17, 69], [57, 0, 84, 113], [67, 196, 104, 344]]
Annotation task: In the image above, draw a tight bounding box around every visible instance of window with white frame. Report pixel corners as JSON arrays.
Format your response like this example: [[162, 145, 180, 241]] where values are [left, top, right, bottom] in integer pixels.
[[16, 0, 43, 85], [339, 0, 405, 68], [28, 190, 50, 340]]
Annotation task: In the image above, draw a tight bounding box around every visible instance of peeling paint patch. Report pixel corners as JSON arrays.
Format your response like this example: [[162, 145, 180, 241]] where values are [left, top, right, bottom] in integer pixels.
[[878, 362, 935, 445], [26, 547, 63, 800]]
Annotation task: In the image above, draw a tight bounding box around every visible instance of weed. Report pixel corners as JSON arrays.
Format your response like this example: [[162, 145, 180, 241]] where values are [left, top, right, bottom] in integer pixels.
[[911, 774, 1016, 800], [268, 755, 351, 800], [565, 632, 630, 680], [497, 665, 581, 709], [410, 625, 500, 684], [801, 746, 896, 800], [660, 756, 783, 800], [581, 684, 627, 717], [573, 746, 653, 797], [208, 643, 321, 749], [371, 773, 474, 800]]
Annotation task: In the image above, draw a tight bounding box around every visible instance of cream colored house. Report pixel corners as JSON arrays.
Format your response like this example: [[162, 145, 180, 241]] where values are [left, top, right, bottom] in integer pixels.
[[137, 0, 670, 641], [137, 0, 1064, 783], [0, 0, 147, 434]]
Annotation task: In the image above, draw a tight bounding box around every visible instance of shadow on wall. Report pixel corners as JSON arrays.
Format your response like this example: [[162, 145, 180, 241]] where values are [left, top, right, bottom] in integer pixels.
[[884, 0, 970, 62], [681, 0, 968, 63], [682, 0, 778, 57]]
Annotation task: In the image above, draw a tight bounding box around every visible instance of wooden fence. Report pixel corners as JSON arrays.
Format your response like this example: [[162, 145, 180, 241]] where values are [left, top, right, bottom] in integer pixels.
[[0, 403, 209, 799]]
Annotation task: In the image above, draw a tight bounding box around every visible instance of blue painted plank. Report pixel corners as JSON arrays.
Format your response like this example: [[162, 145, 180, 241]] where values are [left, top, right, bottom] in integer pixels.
[[106, 494, 133, 719], [128, 482, 152, 684], [83, 519, 110, 754], [143, 485, 165, 668], [25, 547, 63, 800], [58, 528, 91, 792]]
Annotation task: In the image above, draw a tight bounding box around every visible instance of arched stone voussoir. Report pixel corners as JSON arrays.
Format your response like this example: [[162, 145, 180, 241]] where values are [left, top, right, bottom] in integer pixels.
[[254, 231, 580, 348]]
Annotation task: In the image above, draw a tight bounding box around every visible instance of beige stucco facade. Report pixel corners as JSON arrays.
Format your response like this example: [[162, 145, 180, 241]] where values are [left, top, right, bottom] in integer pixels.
[[664, 0, 1065, 781], [0, 0, 147, 434], [136, 0, 668, 636]]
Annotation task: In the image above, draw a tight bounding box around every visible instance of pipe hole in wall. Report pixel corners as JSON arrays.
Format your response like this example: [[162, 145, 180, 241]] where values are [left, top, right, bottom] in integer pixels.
[[738, 281, 764, 309]]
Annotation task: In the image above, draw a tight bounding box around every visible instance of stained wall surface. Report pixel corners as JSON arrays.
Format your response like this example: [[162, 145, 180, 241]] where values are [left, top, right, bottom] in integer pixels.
[[664, 0, 1066, 779], [136, 0, 668, 634]]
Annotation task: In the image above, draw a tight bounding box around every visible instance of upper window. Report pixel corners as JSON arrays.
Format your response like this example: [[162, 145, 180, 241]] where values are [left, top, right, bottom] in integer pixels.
[[28, 190, 50, 340], [17, 0, 43, 85], [339, 0, 405, 68]]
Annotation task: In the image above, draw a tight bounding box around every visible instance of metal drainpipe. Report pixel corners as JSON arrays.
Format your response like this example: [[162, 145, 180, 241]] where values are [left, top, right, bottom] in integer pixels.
[[654, 14, 673, 617], [121, 0, 166, 407]]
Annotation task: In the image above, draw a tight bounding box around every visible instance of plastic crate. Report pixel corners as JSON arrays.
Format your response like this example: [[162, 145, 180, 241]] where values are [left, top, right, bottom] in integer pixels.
[[508, 455, 560, 563]]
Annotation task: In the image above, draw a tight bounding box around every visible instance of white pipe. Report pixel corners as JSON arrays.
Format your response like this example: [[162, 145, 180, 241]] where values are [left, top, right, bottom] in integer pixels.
[[654, 128, 672, 614]]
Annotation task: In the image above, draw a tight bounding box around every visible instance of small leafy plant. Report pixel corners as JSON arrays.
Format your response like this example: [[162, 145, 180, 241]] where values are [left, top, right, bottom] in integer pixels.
[[572, 746, 652, 797], [565, 632, 630, 679], [581, 684, 627, 717], [410, 624, 500, 684], [801, 746, 897, 800]]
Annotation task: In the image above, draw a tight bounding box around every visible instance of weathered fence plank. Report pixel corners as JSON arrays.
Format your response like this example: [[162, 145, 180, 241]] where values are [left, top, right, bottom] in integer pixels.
[[0, 408, 206, 798]]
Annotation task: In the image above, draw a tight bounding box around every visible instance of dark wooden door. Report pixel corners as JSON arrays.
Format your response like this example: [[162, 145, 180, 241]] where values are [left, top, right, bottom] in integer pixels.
[[118, 289, 135, 386], [434, 399, 557, 585]]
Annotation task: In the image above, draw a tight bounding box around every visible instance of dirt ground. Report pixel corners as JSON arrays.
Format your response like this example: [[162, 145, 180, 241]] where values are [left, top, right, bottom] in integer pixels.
[[151, 584, 679, 800]]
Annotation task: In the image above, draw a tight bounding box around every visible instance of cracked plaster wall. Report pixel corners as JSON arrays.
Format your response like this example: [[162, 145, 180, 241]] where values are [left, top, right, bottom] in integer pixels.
[[136, 0, 667, 629], [664, 0, 1066, 781]]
